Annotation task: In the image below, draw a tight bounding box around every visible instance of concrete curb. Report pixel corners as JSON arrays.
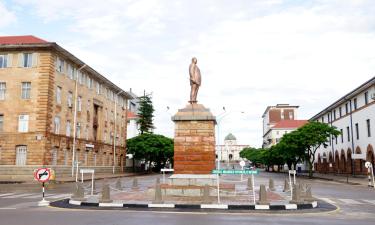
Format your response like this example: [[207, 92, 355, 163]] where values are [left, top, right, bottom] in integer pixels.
[[68, 199, 318, 211]]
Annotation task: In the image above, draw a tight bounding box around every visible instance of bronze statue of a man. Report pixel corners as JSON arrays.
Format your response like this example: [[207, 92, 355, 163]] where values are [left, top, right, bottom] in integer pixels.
[[189, 57, 201, 103]]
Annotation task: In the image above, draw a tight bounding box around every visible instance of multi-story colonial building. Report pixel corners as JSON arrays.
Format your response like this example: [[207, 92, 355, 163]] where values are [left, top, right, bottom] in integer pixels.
[[216, 133, 249, 163], [262, 104, 300, 148], [0, 35, 133, 180], [262, 120, 308, 148], [311, 76, 375, 175]]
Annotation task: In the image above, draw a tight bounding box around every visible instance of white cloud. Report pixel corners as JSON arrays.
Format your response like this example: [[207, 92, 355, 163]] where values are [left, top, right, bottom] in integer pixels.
[[0, 1, 16, 28], [11, 0, 375, 147]]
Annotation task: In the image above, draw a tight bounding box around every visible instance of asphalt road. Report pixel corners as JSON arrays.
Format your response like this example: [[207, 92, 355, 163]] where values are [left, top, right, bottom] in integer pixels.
[[0, 172, 374, 225]]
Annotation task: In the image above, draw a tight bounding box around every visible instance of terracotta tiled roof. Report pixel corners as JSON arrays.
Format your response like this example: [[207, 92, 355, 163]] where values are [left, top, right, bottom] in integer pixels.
[[127, 111, 138, 119], [0, 35, 48, 45], [272, 120, 308, 129]]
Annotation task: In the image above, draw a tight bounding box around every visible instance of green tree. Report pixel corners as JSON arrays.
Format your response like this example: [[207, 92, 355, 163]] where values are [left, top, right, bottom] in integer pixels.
[[137, 93, 155, 134], [277, 131, 306, 170], [127, 133, 174, 172], [294, 122, 340, 178]]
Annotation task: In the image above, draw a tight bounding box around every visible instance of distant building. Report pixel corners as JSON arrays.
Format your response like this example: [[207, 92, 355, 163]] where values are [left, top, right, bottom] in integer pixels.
[[262, 104, 301, 148], [311, 76, 375, 175], [126, 90, 139, 139], [216, 133, 249, 163], [263, 120, 308, 148]]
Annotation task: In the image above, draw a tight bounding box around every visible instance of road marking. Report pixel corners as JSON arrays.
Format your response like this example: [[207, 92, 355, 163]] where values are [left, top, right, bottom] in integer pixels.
[[338, 198, 364, 204], [0, 193, 15, 197], [23, 194, 42, 199], [319, 197, 336, 204], [0, 208, 17, 210], [362, 199, 375, 205], [47, 194, 70, 199], [3, 193, 35, 198]]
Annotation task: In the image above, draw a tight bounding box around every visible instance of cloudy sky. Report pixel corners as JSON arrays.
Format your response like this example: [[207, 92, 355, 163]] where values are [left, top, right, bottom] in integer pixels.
[[1, 0, 375, 146]]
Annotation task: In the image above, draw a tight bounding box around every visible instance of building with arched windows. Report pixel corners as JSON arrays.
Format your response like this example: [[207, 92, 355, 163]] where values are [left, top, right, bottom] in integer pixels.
[[311, 76, 375, 175]]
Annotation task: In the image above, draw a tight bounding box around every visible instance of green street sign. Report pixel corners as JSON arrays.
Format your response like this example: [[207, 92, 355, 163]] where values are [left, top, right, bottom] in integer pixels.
[[212, 169, 259, 175]]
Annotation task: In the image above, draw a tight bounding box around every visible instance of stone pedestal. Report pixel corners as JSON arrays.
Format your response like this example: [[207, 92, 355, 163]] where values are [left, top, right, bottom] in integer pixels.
[[172, 103, 216, 174]]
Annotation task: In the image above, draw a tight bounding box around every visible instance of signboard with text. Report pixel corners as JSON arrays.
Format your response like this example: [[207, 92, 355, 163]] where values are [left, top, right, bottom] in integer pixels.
[[212, 169, 259, 175]]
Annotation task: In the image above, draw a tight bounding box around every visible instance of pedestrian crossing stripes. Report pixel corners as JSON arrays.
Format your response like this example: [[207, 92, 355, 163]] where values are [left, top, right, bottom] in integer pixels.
[[319, 197, 375, 205], [0, 193, 70, 199]]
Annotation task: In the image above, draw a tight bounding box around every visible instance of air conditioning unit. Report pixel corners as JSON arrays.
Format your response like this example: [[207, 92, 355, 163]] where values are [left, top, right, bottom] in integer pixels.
[[371, 92, 375, 100]]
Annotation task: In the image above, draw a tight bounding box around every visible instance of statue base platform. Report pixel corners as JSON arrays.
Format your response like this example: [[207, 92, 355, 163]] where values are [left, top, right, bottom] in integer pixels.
[[172, 103, 216, 174]]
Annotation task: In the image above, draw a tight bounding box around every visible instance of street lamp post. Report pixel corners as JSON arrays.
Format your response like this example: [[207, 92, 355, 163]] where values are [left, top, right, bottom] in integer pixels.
[[216, 107, 226, 170], [71, 64, 86, 178]]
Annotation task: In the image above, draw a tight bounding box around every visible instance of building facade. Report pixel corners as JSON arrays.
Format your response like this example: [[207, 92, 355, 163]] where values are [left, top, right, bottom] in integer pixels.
[[311, 77, 375, 175], [262, 120, 308, 148], [0, 36, 133, 179], [262, 104, 300, 148], [216, 133, 249, 163]]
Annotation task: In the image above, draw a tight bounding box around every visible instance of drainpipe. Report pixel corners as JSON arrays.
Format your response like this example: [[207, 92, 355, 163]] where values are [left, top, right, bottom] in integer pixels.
[[71, 64, 86, 177]]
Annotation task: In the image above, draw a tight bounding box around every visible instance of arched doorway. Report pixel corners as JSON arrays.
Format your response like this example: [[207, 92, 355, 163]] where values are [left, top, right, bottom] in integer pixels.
[[355, 147, 365, 174], [346, 149, 352, 174], [317, 154, 322, 172], [335, 150, 340, 173], [329, 152, 334, 173], [322, 152, 328, 173], [367, 145, 375, 173], [340, 149, 346, 174]]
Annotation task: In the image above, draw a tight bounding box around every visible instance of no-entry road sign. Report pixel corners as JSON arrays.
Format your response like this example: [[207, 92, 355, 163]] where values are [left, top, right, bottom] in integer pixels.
[[34, 168, 51, 182], [212, 169, 259, 175]]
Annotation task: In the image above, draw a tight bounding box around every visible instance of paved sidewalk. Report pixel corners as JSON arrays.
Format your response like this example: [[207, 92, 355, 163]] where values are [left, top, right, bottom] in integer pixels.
[[298, 172, 372, 187]]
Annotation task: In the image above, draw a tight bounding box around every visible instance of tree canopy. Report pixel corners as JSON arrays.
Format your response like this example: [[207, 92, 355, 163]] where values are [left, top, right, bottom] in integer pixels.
[[126, 133, 173, 171], [240, 122, 340, 177]]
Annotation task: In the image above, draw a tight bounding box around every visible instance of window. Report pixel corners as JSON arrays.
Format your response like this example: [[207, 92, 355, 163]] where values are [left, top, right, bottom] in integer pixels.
[[54, 116, 61, 134], [0, 54, 8, 68], [365, 92, 369, 105], [21, 53, 33, 68], [76, 123, 81, 138], [16, 145, 27, 165], [78, 71, 83, 84], [66, 120, 71, 137], [0, 114, 3, 132], [333, 110, 336, 120], [328, 114, 330, 123], [18, 115, 29, 132], [355, 123, 359, 140], [68, 91, 73, 108], [96, 82, 100, 95], [367, 119, 371, 137], [339, 107, 342, 117], [67, 64, 73, 79], [56, 86, 62, 104], [321, 117, 324, 123], [345, 103, 349, 114], [21, 82, 31, 99], [335, 136, 337, 145], [87, 76, 92, 89], [0, 82, 6, 100], [77, 96, 82, 112], [353, 98, 357, 110], [340, 129, 343, 143], [347, 126, 350, 142], [56, 57, 65, 72]]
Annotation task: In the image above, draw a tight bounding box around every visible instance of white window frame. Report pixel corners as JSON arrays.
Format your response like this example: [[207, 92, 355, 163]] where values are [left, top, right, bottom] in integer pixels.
[[56, 86, 62, 104], [54, 116, 61, 134], [0, 82, 6, 100], [68, 91, 73, 108], [67, 64, 73, 79], [22, 53, 33, 68], [16, 145, 27, 165], [57, 57, 65, 73], [76, 122, 81, 138], [77, 96, 82, 112], [21, 82, 31, 99], [96, 82, 100, 95], [0, 54, 8, 68], [66, 120, 71, 137], [18, 115, 29, 132]]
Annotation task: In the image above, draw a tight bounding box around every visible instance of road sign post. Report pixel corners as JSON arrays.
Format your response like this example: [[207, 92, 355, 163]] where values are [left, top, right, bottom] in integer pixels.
[[288, 170, 296, 199], [365, 162, 375, 189], [34, 168, 51, 206]]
